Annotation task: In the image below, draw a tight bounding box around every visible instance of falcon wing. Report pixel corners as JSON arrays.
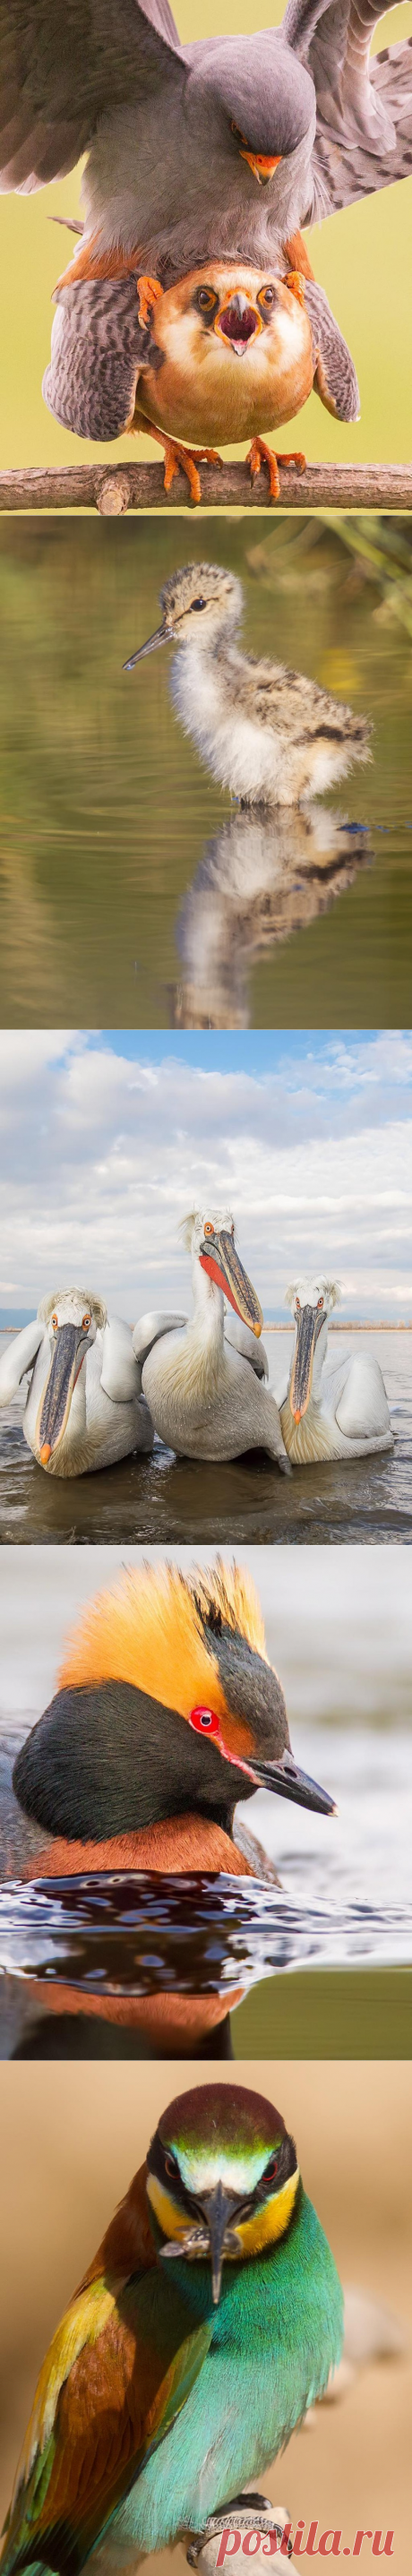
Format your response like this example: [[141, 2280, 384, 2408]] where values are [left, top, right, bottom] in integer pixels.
[[304, 277, 360, 416], [1, 2168, 211, 2576], [42, 273, 153, 440], [0, 0, 185, 190], [285, 0, 412, 210]]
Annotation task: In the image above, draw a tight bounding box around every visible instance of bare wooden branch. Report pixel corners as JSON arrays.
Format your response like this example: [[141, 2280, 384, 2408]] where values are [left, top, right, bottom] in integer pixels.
[[0, 462, 411, 512]]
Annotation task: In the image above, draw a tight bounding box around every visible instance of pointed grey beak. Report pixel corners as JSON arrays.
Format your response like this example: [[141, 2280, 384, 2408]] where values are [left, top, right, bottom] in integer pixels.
[[251, 1746, 337, 1816], [199, 2179, 241, 2305], [124, 624, 170, 670]]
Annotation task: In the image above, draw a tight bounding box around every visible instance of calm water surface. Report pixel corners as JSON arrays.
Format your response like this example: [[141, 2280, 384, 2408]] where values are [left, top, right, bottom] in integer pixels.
[[0, 519, 411, 1027], [0, 1330, 409, 1543], [0, 1724, 410, 2054]]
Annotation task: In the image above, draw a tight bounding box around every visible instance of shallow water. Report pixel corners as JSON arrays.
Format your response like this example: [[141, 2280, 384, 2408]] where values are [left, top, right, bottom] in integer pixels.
[[0, 1330, 409, 1543], [0, 519, 412, 1029], [1, 1714, 410, 2054]]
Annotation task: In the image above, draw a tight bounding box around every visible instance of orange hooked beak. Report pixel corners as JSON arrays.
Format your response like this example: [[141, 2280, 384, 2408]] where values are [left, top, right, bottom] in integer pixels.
[[232, 124, 282, 185], [213, 291, 263, 355]]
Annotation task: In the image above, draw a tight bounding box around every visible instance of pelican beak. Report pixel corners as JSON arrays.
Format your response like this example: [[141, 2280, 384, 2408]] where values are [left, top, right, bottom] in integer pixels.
[[290, 1304, 325, 1424], [250, 1745, 336, 1816], [124, 624, 170, 670], [232, 123, 282, 185], [200, 1229, 263, 1336], [215, 291, 262, 355], [37, 1325, 87, 1464]]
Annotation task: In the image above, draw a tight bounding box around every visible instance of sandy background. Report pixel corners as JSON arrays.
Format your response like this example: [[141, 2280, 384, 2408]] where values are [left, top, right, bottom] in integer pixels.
[[1, 3, 412, 468], [0, 2062, 410, 2566]]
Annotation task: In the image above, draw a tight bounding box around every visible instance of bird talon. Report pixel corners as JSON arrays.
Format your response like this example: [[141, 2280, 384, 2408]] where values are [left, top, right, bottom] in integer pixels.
[[161, 440, 222, 502], [285, 267, 306, 306], [245, 438, 280, 502], [136, 273, 163, 328]]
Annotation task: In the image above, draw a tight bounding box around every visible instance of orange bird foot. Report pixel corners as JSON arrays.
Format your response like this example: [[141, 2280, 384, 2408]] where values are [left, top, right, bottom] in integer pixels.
[[246, 437, 306, 502], [139, 425, 223, 502]]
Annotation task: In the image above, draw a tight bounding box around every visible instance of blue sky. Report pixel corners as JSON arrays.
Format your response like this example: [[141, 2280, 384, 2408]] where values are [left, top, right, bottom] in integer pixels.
[[0, 1027, 410, 1320]]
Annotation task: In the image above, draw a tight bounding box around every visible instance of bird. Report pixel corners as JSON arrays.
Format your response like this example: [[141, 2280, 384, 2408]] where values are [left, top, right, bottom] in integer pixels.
[[0, 2078, 344, 2576], [124, 564, 372, 808], [275, 1275, 394, 1464], [133, 1208, 290, 1468], [0, 1289, 153, 1479], [42, 245, 358, 503], [172, 803, 373, 1029], [2, 1, 411, 494], [4, 1556, 335, 1886]]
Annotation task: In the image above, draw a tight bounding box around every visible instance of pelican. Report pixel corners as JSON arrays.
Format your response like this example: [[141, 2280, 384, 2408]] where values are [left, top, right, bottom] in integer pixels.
[[0, 1288, 153, 1478], [133, 1211, 290, 1470], [275, 1277, 393, 1464]]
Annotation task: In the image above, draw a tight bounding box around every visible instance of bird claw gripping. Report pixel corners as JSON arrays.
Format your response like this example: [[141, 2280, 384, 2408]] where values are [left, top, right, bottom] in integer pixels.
[[246, 437, 306, 502], [186, 2502, 293, 2563]]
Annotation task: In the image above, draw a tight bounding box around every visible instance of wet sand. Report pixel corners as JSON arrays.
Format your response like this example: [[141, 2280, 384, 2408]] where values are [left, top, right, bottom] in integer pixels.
[[0, 2063, 410, 2567]]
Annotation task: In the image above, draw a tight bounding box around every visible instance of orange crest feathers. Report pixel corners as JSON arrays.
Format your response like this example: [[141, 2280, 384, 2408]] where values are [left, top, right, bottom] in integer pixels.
[[192, 1557, 267, 1661], [57, 1558, 267, 1721]]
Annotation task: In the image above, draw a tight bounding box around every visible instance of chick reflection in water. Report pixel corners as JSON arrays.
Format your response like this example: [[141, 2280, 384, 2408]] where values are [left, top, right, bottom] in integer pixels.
[[172, 804, 372, 1029], [125, 564, 371, 808]]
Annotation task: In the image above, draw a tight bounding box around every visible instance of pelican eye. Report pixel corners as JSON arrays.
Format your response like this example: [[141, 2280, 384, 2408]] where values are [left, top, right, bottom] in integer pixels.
[[203, 1220, 215, 1234], [51, 1314, 58, 1329], [296, 1298, 301, 1312], [257, 284, 278, 312], [317, 1297, 324, 1309], [190, 1705, 220, 1736], [82, 1313, 90, 1328]]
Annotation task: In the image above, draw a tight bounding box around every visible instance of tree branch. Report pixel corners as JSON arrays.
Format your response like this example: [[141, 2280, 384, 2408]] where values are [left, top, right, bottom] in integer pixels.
[[0, 463, 410, 512]]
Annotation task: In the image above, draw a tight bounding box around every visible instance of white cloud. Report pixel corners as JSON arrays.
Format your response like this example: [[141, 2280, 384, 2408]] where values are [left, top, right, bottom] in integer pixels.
[[0, 1032, 410, 1318]]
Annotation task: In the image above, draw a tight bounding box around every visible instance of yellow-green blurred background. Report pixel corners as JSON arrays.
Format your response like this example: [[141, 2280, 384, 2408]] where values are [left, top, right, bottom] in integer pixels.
[[1, 4, 412, 471], [0, 2063, 411, 2566]]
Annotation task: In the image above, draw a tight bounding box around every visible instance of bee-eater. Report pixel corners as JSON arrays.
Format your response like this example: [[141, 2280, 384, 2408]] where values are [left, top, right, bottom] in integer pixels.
[[1, 2082, 343, 2576]]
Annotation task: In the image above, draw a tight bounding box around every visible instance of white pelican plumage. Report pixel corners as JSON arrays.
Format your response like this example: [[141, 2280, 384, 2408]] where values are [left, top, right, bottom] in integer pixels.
[[133, 1210, 290, 1471], [275, 1276, 393, 1465], [0, 1288, 153, 1478]]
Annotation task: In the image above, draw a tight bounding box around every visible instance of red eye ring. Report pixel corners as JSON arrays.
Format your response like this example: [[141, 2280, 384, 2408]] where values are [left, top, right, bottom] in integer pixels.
[[190, 1705, 220, 1736], [317, 1297, 323, 1309]]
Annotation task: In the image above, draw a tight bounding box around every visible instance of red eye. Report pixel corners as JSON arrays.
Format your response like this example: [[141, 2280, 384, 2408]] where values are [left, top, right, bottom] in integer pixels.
[[190, 1705, 220, 1736]]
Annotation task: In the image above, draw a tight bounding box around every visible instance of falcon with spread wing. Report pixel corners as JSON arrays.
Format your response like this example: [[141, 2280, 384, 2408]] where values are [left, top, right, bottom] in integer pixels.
[[1, 0, 411, 493]]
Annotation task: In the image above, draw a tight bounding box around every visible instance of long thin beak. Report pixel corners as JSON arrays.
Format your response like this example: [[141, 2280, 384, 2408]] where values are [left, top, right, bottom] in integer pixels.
[[199, 2180, 241, 2305], [251, 1746, 336, 1816], [37, 1325, 85, 1464], [290, 1305, 324, 1423], [200, 1230, 263, 1337], [124, 624, 170, 671]]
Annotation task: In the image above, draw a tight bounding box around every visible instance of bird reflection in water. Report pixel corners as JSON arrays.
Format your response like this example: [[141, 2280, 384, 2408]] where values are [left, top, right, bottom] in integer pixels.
[[171, 803, 373, 1028]]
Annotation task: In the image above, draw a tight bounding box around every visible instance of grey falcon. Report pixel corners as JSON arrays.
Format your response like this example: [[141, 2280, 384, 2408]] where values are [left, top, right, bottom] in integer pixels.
[[1, 0, 411, 493]]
